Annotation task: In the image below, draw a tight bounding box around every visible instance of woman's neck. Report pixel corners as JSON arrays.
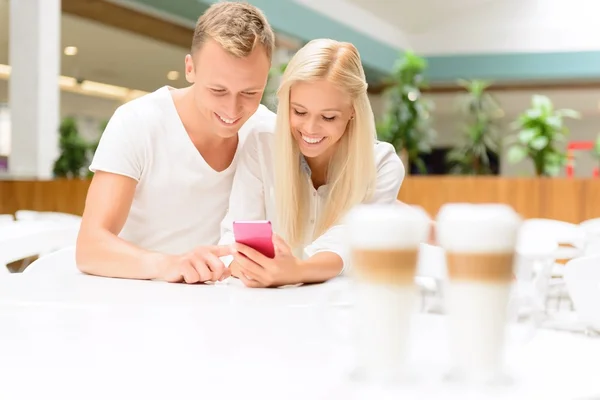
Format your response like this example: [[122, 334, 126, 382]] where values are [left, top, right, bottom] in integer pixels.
[[306, 155, 329, 189]]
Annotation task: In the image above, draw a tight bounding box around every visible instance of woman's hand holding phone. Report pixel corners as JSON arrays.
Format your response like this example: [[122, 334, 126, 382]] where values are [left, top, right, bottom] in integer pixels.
[[231, 235, 303, 288]]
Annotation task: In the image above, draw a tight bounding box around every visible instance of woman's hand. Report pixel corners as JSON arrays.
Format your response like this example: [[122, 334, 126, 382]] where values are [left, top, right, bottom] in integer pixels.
[[231, 235, 303, 288]]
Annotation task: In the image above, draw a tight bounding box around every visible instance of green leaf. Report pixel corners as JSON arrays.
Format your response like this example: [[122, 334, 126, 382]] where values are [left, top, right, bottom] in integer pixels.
[[556, 109, 581, 119], [525, 108, 543, 120], [545, 115, 562, 130], [518, 129, 537, 144], [507, 146, 528, 163], [530, 136, 549, 150], [545, 151, 565, 165], [545, 164, 562, 177], [532, 95, 552, 113], [413, 158, 428, 174], [594, 134, 600, 156]]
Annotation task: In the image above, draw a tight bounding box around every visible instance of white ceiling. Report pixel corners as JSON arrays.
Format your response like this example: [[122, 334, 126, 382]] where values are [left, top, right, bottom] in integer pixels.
[[343, 0, 500, 35], [0, 0, 189, 92], [2, 0, 600, 120]]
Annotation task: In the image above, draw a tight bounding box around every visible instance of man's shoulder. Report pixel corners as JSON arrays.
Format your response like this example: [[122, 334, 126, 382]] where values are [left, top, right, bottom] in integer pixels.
[[112, 87, 170, 124]]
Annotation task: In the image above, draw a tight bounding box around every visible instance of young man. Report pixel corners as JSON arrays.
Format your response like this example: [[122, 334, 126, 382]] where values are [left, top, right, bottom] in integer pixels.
[[76, 2, 276, 284]]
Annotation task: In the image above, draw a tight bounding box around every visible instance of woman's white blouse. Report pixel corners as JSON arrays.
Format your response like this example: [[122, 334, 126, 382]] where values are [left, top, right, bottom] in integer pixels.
[[218, 131, 405, 274]]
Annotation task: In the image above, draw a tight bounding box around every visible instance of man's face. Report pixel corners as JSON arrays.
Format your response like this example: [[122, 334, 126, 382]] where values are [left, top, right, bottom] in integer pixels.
[[185, 39, 270, 139]]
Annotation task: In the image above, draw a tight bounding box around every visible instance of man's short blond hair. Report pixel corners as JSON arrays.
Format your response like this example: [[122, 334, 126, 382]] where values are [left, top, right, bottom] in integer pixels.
[[192, 1, 275, 62]]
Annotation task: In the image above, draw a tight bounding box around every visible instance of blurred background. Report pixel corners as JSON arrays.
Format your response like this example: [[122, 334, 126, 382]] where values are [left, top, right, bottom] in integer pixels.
[[1, 0, 599, 222]]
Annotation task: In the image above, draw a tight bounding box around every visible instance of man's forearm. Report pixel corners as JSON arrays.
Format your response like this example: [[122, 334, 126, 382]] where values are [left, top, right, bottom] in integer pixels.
[[76, 228, 169, 280], [298, 251, 343, 284]]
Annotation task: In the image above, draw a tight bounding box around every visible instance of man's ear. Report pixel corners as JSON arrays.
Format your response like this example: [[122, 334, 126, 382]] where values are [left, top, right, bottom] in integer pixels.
[[184, 54, 195, 83]]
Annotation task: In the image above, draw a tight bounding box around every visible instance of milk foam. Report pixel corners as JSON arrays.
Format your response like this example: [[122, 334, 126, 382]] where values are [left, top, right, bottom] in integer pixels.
[[436, 203, 522, 253], [346, 204, 431, 249]]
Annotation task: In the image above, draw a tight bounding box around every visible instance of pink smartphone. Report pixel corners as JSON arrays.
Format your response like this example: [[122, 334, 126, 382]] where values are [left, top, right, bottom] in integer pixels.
[[232, 220, 275, 258]]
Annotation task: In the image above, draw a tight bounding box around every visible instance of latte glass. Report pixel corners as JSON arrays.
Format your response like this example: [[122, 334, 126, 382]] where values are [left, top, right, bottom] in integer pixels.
[[436, 203, 522, 384], [346, 203, 431, 383]]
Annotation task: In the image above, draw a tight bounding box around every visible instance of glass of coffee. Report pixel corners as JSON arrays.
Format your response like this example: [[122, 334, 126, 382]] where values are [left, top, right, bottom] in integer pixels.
[[436, 203, 522, 385], [346, 203, 431, 384]]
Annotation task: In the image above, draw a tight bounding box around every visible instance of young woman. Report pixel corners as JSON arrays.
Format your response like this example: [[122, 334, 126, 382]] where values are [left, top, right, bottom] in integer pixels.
[[219, 38, 405, 287]]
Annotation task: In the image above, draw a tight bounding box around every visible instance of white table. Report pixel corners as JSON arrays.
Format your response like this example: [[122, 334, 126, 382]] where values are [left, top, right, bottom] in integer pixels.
[[0, 272, 598, 400]]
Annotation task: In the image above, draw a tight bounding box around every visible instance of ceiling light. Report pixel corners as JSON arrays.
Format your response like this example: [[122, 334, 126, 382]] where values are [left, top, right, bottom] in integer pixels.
[[167, 71, 179, 81], [81, 80, 130, 98], [64, 46, 78, 56], [0, 64, 12, 78], [58, 76, 77, 88], [0, 63, 149, 103]]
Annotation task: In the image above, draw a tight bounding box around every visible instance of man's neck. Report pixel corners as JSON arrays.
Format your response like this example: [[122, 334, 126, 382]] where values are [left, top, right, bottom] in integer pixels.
[[173, 86, 232, 148]]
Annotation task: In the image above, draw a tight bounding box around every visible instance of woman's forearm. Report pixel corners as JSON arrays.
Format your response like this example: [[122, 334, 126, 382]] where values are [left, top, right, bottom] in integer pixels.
[[298, 251, 343, 283]]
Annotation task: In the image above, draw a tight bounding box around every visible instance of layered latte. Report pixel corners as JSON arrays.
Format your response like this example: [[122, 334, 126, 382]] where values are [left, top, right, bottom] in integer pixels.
[[436, 203, 521, 379], [346, 204, 431, 382]]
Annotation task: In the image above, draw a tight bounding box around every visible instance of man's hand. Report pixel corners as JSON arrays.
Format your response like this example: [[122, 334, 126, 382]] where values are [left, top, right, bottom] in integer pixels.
[[154, 245, 232, 284], [231, 235, 302, 288]]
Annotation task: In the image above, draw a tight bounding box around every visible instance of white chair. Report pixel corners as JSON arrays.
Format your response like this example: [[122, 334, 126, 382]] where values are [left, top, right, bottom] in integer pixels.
[[514, 235, 558, 317], [0, 214, 15, 225], [518, 218, 586, 313], [564, 255, 600, 333], [14, 210, 81, 226], [0, 221, 79, 273], [23, 245, 79, 275], [519, 218, 586, 273], [580, 218, 600, 256], [416, 242, 446, 313]]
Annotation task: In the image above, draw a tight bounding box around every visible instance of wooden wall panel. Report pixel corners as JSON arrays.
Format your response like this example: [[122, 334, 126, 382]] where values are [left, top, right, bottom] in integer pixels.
[[0, 180, 90, 216], [398, 177, 600, 223], [1, 178, 599, 223], [581, 180, 600, 221]]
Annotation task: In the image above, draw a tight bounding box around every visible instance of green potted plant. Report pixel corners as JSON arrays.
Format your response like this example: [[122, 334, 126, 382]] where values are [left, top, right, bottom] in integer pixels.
[[446, 79, 503, 175], [85, 119, 108, 178], [261, 62, 288, 112], [507, 95, 579, 176], [592, 133, 600, 171], [377, 51, 436, 174], [53, 117, 93, 179]]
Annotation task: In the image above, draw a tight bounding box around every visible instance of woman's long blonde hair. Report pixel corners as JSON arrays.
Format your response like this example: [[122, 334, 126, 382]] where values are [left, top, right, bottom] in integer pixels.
[[274, 38, 377, 248]]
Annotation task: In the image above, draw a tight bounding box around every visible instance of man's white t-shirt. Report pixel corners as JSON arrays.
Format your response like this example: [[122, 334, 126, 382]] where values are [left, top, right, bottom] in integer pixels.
[[89, 86, 276, 255]]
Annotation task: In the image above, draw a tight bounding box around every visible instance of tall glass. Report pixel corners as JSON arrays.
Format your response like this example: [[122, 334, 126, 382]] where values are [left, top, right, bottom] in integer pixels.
[[346, 204, 431, 383], [436, 203, 522, 384]]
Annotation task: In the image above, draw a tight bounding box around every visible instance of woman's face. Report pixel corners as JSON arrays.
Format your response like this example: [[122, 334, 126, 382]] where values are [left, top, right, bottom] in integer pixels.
[[289, 79, 354, 163]]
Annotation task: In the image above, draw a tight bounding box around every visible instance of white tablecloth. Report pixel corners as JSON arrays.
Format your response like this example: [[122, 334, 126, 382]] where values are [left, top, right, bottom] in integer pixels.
[[0, 272, 598, 400]]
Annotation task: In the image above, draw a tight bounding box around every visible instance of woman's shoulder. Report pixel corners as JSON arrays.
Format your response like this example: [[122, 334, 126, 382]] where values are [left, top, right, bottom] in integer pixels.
[[238, 129, 276, 165], [373, 140, 401, 164], [242, 129, 275, 151]]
